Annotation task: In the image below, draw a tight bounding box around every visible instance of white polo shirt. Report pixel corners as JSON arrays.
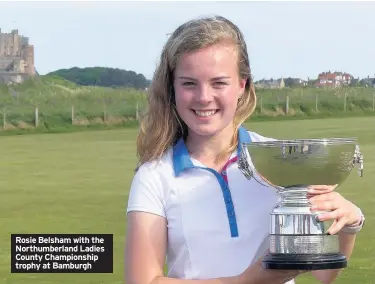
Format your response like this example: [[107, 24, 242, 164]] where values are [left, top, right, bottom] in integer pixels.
[[127, 126, 294, 284]]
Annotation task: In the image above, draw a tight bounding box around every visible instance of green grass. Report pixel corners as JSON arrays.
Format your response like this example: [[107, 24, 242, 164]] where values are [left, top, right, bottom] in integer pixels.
[[1, 116, 374, 283]]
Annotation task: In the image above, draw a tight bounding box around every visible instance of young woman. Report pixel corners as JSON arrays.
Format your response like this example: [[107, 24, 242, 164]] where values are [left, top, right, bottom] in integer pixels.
[[125, 15, 365, 284]]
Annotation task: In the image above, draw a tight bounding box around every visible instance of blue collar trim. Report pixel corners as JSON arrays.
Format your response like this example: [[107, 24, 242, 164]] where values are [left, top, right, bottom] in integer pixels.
[[172, 126, 251, 176]]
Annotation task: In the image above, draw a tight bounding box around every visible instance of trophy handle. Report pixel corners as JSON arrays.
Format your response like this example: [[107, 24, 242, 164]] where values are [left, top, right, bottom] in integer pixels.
[[238, 148, 269, 188], [351, 145, 364, 177]]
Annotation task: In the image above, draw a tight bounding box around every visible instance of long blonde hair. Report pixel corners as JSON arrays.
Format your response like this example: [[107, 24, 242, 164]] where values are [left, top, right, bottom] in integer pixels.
[[136, 15, 256, 166]]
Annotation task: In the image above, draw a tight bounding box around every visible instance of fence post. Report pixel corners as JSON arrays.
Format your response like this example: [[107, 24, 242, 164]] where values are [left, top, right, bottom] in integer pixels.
[[315, 93, 318, 112], [34, 107, 39, 127], [3, 107, 5, 130], [136, 101, 139, 120], [285, 95, 289, 114], [103, 104, 107, 123], [71, 105, 75, 125]]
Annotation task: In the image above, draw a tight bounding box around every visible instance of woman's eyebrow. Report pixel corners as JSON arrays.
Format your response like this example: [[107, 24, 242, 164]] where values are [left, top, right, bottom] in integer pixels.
[[177, 76, 231, 80]]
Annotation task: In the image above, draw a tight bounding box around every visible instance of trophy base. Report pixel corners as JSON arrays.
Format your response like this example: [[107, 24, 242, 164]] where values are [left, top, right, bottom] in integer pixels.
[[262, 253, 347, 270]]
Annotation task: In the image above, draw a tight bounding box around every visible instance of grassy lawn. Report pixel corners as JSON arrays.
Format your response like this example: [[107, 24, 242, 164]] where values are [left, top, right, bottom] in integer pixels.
[[1, 116, 374, 284]]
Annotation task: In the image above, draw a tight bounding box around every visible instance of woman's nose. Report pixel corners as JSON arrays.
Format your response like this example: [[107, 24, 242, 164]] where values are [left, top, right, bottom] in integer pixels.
[[196, 86, 213, 103]]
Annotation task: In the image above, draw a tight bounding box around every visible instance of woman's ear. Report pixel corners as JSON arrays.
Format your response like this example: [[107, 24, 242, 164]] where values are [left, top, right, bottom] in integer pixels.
[[238, 78, 247, 99]]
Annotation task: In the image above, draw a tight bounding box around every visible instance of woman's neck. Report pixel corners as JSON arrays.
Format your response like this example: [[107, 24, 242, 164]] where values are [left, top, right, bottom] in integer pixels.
[[185, 124, 236, 169]]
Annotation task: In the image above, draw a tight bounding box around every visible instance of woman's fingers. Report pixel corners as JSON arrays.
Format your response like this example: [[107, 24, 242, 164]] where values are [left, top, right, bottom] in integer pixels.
[[327, 217, 347, 235], [307, 184, 338, 195], [316, 209, 344, 222]]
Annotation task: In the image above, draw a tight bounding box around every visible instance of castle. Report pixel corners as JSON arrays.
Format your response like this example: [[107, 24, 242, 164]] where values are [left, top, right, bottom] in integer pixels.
[[0, 29, 36, 84]]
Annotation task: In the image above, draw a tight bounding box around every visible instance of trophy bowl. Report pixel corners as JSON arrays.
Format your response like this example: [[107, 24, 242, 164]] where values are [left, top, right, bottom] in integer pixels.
[[238, 138, 364, 270]]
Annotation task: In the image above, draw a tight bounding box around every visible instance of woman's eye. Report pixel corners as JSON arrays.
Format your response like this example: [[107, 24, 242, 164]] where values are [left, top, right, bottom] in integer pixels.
[[182, 82, 195, 86], [214, 81, 228, 86]]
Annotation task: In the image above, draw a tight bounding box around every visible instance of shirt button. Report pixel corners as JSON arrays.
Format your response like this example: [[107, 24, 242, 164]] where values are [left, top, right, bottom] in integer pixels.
[[221, 171, 226, 176]]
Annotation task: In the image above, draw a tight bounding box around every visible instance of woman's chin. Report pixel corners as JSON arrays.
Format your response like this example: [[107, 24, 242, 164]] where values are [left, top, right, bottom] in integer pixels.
[[187, 123, 232, 138]]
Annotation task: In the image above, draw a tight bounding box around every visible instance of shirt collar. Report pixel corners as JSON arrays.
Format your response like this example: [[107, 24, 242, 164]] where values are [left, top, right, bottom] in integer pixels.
[[172, 125, 251, 176]]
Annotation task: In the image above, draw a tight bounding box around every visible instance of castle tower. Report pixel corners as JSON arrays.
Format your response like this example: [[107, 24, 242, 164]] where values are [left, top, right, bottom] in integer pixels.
[[0, 28, 36, 84], [25, 45, 35, 75], [11, 29, 21, 56], [0, 30, 4, 56]]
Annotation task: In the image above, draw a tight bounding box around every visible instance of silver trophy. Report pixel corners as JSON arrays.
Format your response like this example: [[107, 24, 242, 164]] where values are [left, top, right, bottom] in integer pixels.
[[238, 138, 364, 270]]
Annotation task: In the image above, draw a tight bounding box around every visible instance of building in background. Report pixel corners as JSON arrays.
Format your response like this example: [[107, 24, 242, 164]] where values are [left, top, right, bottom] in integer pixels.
[[315, 71, 353, 88], [0, 29, 36, 85], [254, 77, 285, 89]]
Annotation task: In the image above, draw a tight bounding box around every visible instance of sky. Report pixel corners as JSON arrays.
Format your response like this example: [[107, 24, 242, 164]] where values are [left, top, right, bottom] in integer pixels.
[[0, 1, 374, 81]]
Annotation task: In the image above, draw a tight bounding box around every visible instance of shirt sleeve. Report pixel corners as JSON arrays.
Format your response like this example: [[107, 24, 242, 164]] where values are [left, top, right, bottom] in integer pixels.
[[126, 164, 166, 218]]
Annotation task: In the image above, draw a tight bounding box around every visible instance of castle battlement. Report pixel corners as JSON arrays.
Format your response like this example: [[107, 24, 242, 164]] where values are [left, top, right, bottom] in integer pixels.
[[0, 28, 35, 85]]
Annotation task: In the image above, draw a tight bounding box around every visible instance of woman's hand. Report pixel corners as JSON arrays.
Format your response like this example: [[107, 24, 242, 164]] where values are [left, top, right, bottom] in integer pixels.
[[307, 185, 361, 235], [241, 254, 305, 284]]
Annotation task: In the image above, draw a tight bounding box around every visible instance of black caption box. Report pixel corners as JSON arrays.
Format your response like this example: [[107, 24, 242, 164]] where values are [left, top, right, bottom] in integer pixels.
[[11, 234, 113, 273]]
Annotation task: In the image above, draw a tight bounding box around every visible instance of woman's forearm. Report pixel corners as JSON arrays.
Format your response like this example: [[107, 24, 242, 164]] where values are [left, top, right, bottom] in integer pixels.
[[310, 232, 357, 284], [338, 231, 357, 260], [149, 275, 243, 284]]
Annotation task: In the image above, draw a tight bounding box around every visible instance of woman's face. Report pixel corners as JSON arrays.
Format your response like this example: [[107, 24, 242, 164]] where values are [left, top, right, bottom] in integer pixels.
[[173, 41, 246, 139]]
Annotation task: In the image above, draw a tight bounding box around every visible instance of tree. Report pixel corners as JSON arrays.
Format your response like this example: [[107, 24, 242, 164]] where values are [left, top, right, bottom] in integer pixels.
[[47, 67, 150, 89]]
